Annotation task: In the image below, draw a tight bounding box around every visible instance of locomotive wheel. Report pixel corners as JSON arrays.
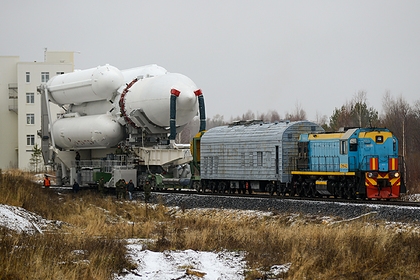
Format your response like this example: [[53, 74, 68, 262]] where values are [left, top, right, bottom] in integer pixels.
[[349, 188, 356, 199], [303, 184, 311, 197], [340, 187, 348, 199], [311, 186, 317, 197], [290, 184, 296, 197], [308, 183, 317, 198], [296, 183, 304, 197]]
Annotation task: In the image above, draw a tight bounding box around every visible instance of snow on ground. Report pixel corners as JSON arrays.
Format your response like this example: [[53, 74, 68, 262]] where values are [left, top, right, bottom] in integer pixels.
[[0, 204, 61, 234], [3, 199, 420, 279], [115, 239, 291, 280], [115, 239, 247, 280], [0, 204, 289, 279]]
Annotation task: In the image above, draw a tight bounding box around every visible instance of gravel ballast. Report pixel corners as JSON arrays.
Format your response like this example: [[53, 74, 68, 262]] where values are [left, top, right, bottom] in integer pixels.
[[146, 192, 420, 223]]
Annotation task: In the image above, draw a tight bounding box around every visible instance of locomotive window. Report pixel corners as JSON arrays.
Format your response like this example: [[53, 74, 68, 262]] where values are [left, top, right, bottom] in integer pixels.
[[298, 142, 308, 158], [376, 135, 383, 143], [349, 138, 358, 152], [340, 140, 348, 155]]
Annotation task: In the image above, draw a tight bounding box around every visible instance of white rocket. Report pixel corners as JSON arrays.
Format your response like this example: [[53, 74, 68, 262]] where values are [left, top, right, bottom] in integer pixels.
[[45, 64, 205, 150]]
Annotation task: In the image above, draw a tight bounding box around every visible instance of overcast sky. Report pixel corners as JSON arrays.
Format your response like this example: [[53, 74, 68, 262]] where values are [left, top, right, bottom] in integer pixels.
[[1, 1, 419, 122]]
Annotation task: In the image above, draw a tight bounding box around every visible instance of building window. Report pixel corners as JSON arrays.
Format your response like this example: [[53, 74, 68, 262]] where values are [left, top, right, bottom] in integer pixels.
[[26, 72, 30, 83], [26, 113, 35, 125], [56, 71, 64, 75], [41, 72, 50, 82], [26, 92, 35, 104], [26, 135, 35, 146]]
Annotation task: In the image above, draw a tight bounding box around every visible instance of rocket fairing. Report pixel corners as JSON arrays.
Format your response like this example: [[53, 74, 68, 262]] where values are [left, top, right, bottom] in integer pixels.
[[120, 72, 199, 128], [46, 64, 201, 150]]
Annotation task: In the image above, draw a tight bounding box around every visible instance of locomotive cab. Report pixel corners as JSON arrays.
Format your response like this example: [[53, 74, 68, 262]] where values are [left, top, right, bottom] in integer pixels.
[[358, 130, 402, 199]]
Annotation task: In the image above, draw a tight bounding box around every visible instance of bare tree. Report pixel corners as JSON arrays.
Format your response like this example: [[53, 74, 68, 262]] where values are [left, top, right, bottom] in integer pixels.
[[381, 92, 419, 191], [241, 110, 256, 121], [270, 110, 281, 122], [285, 101, 307, 121], [315, 111, 328, 129]]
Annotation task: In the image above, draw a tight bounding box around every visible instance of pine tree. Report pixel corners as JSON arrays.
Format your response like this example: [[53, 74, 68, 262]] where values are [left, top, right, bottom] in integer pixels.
[[30, 144, 42, 172]]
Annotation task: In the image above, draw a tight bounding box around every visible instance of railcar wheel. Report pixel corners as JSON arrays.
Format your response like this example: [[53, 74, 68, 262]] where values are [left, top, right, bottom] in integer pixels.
[[210, 182, 217, 193], [193, 181, 202, 193], [268, 183, 275, 196]]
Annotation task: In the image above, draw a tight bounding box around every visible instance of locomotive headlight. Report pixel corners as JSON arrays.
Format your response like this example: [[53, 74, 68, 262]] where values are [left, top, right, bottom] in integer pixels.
[[390, 171, 400, 178], [367, 172, 378, 178]]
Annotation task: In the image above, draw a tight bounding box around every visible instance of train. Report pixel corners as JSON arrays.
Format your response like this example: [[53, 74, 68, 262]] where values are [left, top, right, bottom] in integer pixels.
[[38, 64, 405, 200], [187, 120, 405, 200]]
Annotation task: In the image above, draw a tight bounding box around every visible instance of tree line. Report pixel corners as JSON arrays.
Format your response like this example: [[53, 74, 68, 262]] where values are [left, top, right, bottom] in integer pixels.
[[180, 91, 420, 193]]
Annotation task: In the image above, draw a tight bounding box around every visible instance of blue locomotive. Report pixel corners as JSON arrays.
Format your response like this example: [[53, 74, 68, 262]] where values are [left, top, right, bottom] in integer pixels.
[[292, 127, 404, 199], [192, 120, 404, 199]]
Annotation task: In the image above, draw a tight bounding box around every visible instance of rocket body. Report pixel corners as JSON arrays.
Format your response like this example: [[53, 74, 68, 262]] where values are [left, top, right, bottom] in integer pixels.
[[46, 64, 200, 150]]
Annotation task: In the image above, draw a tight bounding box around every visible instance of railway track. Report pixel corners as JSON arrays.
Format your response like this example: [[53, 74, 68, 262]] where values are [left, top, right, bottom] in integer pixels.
[[49, 185, 420, 222], [151, 188, 420, 208], [142, 189, 420, 223]]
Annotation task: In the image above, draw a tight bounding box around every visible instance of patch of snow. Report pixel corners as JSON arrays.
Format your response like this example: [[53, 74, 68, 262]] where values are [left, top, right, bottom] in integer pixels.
[[0, 204, 65, 234], [0, 204, 54, 234], [115, 239, 247, 280], [259, 263, 291, 279]]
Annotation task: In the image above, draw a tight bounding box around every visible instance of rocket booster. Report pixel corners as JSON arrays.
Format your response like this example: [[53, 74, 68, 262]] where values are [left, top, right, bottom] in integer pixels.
[[47, 65, 124, 105], [47, 64, 201, 150]]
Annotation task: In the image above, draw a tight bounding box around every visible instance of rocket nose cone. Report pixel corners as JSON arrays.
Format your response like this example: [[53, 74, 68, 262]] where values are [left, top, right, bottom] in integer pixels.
[[175, 87, 197, 109]]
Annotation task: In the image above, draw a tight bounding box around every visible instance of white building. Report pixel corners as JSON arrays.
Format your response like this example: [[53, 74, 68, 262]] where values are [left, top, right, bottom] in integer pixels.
[[0, 51, 74, 171]]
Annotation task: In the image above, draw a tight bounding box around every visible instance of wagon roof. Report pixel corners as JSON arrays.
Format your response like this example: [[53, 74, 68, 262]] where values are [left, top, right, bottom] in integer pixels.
[[201, 120, 323, 143]]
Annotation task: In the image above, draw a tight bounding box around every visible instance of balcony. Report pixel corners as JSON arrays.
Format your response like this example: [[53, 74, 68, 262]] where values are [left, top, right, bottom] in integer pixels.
[[8, 99, 18, 113], [8, 84, 18, 113], [8, 83, 18, 98]]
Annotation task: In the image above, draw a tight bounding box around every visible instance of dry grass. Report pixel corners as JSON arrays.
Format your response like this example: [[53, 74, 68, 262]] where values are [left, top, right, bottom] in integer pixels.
[[1, 169, 420, 279]]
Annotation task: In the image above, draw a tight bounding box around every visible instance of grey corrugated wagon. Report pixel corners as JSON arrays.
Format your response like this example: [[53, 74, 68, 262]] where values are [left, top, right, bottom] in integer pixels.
[[199, 120, 324, 194]]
